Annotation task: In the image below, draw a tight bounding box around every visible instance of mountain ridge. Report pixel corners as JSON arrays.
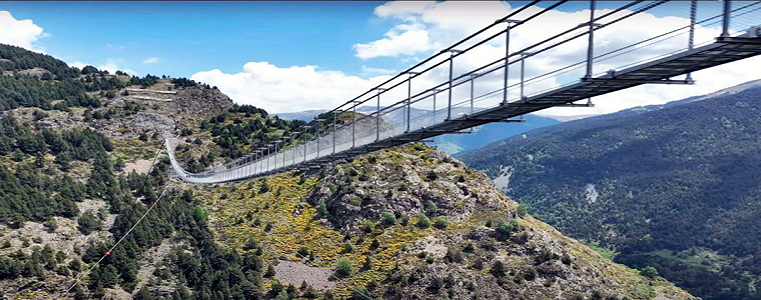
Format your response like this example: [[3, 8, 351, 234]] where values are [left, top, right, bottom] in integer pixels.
[[459, 79, 761, 300], [0, 42, 694, 299]]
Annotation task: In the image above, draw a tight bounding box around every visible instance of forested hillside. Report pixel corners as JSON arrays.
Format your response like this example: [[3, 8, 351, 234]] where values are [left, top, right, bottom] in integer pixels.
[[0, 43, 694, 299], [459, 82, 761, 300]]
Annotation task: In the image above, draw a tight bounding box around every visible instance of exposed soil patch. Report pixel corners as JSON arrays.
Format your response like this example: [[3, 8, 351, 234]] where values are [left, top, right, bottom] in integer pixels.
[[124, 158, 154, 174], [273, 260, 336, 291]]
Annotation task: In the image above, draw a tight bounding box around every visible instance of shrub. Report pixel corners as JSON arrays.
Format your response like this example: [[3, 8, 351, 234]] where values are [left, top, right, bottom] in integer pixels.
[[416, 215, 430, 229], [640, 266, 658, 278], [517, 204, 528, 217], [349, 286, 369, 300], [77, 210, 102, 235], [335, 258, 353, 277], [463, 242, 475, 253], [424, 200, 438, 213], [381, 211, 396, 226], [444, 248, 463, 263], [433, 216, 449, 229], [496, 219, 520, 240], [362, 255, 373, 270], [342, 243, 354, 253], [491, 261, 506, 277], [259, 181, 270, 194], [522, 269, 537, 281], [362, 219, 375, 233], [426, 171, 438, 181]]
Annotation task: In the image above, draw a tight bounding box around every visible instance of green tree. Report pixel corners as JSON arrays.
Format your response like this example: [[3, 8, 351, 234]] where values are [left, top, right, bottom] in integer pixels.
[[416, 214, 430, 229], [77, 210, 102, 235], [640, 266, 658, 278], [335, 258, 353, 277], [517, 204, 528, 217], [433, 216, 449, 229]]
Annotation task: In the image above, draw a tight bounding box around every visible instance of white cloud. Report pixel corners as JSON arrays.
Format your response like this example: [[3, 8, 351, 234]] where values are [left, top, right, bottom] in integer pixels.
[[350, 1, 761, 116], [70, 58, 139, 76], [361, 65, 396, 75], [0, 10, 47, 52], [353, 23, 433, 59], [194, 1, 760, 118], [191, 62, 395, 113], [142, 57, 159, 64]]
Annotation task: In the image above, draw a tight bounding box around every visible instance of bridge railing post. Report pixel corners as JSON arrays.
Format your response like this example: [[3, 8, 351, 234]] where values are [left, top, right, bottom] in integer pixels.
[[687, 0, 697, 81], [470, 74, 479, 115], [585, 0, 596, 79], [352, 104, 357, 148], [520, 52, 533, 102], [405, 72, 418, 133], [275, 139, 281, 170], [444, 49, 461, 120], [302, 126, 312, 163], [268, 144, 274, 172], [282, 136, 289, 168], [291, 133, 298, 165], [315, 119, 325, 158], [375, 89, 386, 141], [332, 112, 337, 154], [432, 91, 437, 124], [500, 19, 520, 105], [721, 0, 731, 37]]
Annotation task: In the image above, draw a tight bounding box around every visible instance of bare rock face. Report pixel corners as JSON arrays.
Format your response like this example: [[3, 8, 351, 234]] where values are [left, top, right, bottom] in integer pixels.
[[308, 144, 510, 233], [170, 86, 234, 125], [302, 144, 694, 300]]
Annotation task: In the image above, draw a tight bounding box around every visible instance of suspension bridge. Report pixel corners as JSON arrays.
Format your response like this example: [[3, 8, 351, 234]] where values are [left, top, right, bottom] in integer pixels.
[[167, 0, 761, 184]]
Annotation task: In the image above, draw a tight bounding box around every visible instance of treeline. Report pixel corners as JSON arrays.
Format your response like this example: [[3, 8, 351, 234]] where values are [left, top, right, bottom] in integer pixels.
[[0, 122, 270, 297], [0, 43, 191, 112], [82, 158, 267, 298], [0, 76, 104, 111], [0, 44, 79, 79], [0, 114, 112, 225], [200, 105, 303, 159], [459, 86, 761, 300]]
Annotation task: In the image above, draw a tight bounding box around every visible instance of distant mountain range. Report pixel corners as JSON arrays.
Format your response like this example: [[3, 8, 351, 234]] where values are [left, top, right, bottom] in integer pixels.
[[277, 106, 561, 154], [458, 79, 761, 300]]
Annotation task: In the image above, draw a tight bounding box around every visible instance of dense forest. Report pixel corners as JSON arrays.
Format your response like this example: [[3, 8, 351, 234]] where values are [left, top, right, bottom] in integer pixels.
[[459, 83, 761, 300], [0, 43, 180, 111], [0, 114, 111, 224], [200, 104, 305, 160], [0, 42, 700, 299], [0, 113, 269, 299]]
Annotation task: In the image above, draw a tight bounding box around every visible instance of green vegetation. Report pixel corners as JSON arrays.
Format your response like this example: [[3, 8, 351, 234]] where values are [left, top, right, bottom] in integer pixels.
[[335, 258, 353, 277], [202, 104, 304, 160], [416, 214, 430, 229], [640, 266, 659, 279], [433, 216, 449, 229], [586, 241, 619, 260], [461, 85, 761, 300]]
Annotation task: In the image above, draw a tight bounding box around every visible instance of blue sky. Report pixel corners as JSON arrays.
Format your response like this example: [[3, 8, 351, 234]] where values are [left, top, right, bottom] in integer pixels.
[[1, 1, 758, 114], [1, 1, 396, 77], [0, 1, 699, 78]]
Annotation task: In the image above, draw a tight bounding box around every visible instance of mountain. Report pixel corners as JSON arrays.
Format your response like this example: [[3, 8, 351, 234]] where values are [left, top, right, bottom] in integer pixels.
[[430, 114, 560, 154], [0, 43, 693, 299], [276, 106, 560, 155], [458, 80, 761, 300]]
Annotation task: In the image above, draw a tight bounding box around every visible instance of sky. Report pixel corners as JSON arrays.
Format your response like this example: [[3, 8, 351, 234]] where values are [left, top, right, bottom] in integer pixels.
[[1, 1, 760, 115]]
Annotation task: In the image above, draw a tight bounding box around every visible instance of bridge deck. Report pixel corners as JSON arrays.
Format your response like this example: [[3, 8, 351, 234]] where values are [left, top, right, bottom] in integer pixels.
[[170, 35, 761, 182]]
